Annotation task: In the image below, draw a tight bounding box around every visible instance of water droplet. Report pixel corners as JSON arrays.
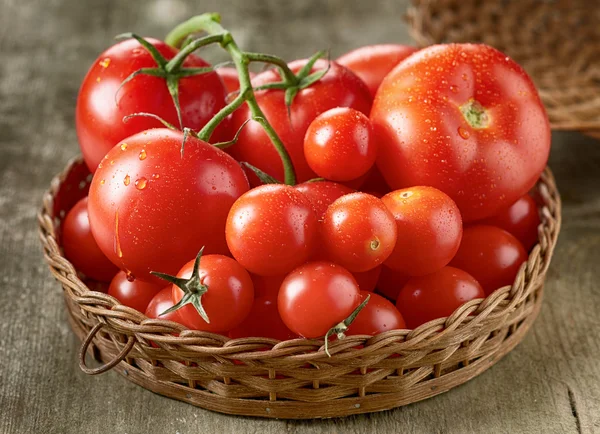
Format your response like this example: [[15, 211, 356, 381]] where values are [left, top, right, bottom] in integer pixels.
[[98, 163, 103, 169], [458, 127, 470, 139], [124, 175, 130, 186], [152, 173, 160, 179], [96, 77, 101, 83], [126, 270, 135, 282], [120, 143, 128, 151], [462, 73, 468, 81], [135, 177, 147, 190], [99, 58, 111, 68], [139, 149, 147, 160], [450, 85, 458, 93], [100, 179, 105, 185], [115, 210, 123, 258], [110, 160, 115, 165]]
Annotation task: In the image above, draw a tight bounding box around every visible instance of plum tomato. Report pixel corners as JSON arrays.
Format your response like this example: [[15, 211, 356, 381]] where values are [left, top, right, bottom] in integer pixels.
[[88, 128, 249, 284], [229, 58, 372, 183], [62, 197, 119, 282], [251, 274, 285, 298], [450, 225, 528, 295], [347, 291, 406, 335], [294, 181, 354, 221], [396, 266, 485, 328], [322, 193, 397, 272], [371, 44, 551, 221], [108, 271, 163, 313], [478, 194, 540, 251], [226, 184, 318, 276], [278, 262, 361, 338], [145, 287, 182, 322], [304, 107, 377, 182], [229, 296, 296, 340], [217, 67, 256, 95], [337, 44, 418, 97], [352, 265, 382, 292], [376, 266, 410, 301], [76, 38, 227, 172], [382, 186, 462, 276]]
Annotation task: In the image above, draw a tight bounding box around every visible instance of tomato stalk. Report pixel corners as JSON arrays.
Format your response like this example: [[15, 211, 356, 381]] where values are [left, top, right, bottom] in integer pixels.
[[324, 294, 370, 357]]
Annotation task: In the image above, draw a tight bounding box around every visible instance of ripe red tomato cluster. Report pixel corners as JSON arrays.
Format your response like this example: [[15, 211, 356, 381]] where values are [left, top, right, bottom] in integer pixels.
[[62, 22, 549, 346]]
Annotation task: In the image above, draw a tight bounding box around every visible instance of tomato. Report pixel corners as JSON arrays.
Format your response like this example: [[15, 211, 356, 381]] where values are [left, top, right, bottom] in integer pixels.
[[165, 254, 254, 332], [347, 291, 406, 335], [478, 194, 540, 251], [229, 58, 372, 183], [217, 67, 256, 95], [376, 266, 410, 301], [62, 197, 119, 282], [76, 38, 227, 172], [278, 262, 361, 338], [304, 107, 377, 181], [88, 128, 249, 284], [294, 181, 354, 221], [108, 271, 163, 313], [359, 166, 391, 197], [371, 44, 551, 221], [382, 186, 462, 276], [450, 225, 528, 295], [251, 274, 285, 298], [322, 193, 397, 272], [396, 266, 485, 328], [144, 287, 182, 322], [229, 296, 296, 340], [352, 266, 382, 292], [84, 279, 110, 294], [226, 184, 318, 276]]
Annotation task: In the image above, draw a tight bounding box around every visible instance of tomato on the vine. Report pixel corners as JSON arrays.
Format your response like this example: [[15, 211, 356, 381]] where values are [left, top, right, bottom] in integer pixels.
[[347, 291, 405, 335], [108, 271, 163, 313], [294, 181, 354, 221], [229, 296, 296, 340], [352, 266, 382, 293]]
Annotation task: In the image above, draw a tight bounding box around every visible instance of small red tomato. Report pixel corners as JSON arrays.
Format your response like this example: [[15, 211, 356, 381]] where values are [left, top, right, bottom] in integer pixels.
[[352, 266, 382, 292], [226, 184, 318, 276], [359, 166, 391, 197], [278, 262, 361, 338], [62, 197, 119, 282], [376, 266, 410, 301], [397, 267, 485, 328], [347, 291, 406, 335], [108, 271, 163, 313], [322, 193, 397, 272], [145, 287, 183, 322], [251, 274, 285, 299], [337, 44, 418, 97], [450, 225, 528, 295], [478, 195, 540, 251], [294, 181, 355, 221], [382, 186, 462, 276], [217, 67, 256, 94], [304, 107, 377, 182], [229, 296, 296, 340]]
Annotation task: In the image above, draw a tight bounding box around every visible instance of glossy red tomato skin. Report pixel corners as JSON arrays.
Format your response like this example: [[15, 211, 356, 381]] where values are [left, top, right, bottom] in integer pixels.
[[478, 194, 540, 251], [359, 167, 391, 197], [352, 266, 382, 292], [382, 186, 463, 276], [304, 108, 377, 181], [226, 184, 318, 276], [450, 225, 528, 295], [376, 266, 410, 301], [278, 262, 361, 338], [108, 271, 163, 313], [294, 181, 354, 221], [62, 197, 119, 282], [347, 291, 406, 335], [337, 44, 418, 97], [322, 193, 397, 272], [88, 128, 249, 284], [229, 59, 372, 183], [371, 44, 551, 221], [76, 38, 227, 172], [251, 274, 285, 299], [144, 287, 182, 322], [171, 254, 254, 332], [396, 266, 485, 328], [229, 296, 297, 340]]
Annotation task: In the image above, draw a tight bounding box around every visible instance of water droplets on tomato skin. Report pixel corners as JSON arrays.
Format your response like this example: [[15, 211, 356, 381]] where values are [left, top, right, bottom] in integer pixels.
[[100, 179, 105, 185], [135, 177, 148, 190], [99, 58, 111, 68], [139, 149, 147, 160], [458, 126, 470, 139], [120, 143, 128, 151], [124, 175, 131, 186]]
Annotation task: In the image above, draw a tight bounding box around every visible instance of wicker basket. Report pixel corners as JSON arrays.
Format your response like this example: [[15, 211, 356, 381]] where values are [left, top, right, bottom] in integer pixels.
[[38, 158, 561, 419], [406, 0, 600, 139]]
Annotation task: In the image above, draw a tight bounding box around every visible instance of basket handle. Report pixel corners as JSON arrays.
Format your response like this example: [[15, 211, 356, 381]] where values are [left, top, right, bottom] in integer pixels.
[[79, 323, 135, 375]]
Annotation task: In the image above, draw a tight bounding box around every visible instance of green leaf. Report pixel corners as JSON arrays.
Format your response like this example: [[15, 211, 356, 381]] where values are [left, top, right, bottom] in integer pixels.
[[299, 64, 330, 90], [241, 162, 281, 184], [166, 75, 183, 129], [115, 33, 168, 68], [296, 49, 327, 80]]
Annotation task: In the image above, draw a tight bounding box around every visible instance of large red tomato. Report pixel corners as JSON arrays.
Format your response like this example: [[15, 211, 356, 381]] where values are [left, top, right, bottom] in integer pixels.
[[229, 58, 372, 183], [88, 128, 249, 284], [76, 38, 228, 172], [371, 44, 551, 221]]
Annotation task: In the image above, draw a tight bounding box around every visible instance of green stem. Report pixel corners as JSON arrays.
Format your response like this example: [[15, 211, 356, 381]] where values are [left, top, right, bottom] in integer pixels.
[[245, 52, 298, 86]]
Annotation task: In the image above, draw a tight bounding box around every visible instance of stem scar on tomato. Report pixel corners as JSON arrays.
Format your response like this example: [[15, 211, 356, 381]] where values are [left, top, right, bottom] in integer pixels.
[[459, 98, 490, 129]]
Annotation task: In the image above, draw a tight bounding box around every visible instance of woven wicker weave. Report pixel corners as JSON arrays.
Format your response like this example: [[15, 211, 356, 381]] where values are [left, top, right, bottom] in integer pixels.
[[38, 158, 561, 418], [406, 0, 600, 139]]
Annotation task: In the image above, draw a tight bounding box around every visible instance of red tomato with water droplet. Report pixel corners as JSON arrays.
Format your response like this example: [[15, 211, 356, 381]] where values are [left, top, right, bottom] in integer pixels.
[[108, 271, 163, 313], [229, 296, 296, 340], [294, 181, 354, 221]]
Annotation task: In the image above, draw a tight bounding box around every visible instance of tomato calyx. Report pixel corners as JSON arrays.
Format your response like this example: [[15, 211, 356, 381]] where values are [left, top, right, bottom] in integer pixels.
[[324, 294, 370, 357], [152, 247, 210, 323], [241, 162, 280, 184], [459, 99, 490, 129]]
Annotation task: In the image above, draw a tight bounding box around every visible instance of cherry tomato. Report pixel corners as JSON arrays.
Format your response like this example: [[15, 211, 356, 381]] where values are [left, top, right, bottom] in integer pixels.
[[217, 67, 256, 95], [88, 128, 249, 284], [359, 166, 391, 197], [229, 58, 372, 183], [478, 194, 540, 251], [322, 193, 397, 272], [226, 184, 318, 276], [450, 225, 528, 295], [294, 181, 354, 221], [371, 44, 551, 221], [229, 296, 296, 340], [304, 107, 377, 181], [347, 291, 406, 335], [62, 197, 119, 282], [76, 38, 227, 172], [396, 266, 485, 328], [352, 266, 382, 292], [251, 274, 285, 298], [278, 262, 361, 338], [108, 271, 163, 313], [145, 287, 183, 322], [376, 266, 410, 301], [382, 186, 462, 276], [168, 254, 254, 332], [337, 44, 418, 97]]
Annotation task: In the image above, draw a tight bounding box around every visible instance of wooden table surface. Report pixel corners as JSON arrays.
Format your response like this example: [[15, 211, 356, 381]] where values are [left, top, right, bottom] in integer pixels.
[[1, 0, 599, 433]]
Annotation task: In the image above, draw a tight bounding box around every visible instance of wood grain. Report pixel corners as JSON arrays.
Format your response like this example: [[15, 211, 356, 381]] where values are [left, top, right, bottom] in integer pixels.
[[0, 0, 599, 432]]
